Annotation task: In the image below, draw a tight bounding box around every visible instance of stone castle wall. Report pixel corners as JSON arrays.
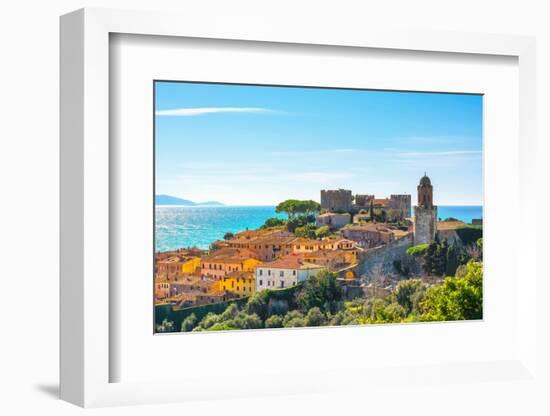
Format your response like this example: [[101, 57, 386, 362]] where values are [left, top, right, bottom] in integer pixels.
[[358, 233, 415, 276], [389, 194, 412, 219], [321, 189, 353, 212]]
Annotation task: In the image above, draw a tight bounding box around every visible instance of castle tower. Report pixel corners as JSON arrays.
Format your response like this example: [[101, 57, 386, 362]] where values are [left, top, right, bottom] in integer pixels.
[[413, 174, 437, 244]]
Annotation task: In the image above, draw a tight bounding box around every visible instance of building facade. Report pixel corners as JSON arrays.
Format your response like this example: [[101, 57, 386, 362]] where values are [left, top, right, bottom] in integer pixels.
[[413, 174, 438, 244], [255, 254, 325, 291], [341, 223, 395, 249], [315, 212, 351, 229], [219, 270, 255, 297], [200, 248, 262, 280]]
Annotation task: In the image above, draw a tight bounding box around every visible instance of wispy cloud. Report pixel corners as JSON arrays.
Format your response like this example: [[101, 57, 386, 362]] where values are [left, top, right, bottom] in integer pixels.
[[270, 148, 357, 157], [394, 150, 482, 158], [155, 107, 274, 116]]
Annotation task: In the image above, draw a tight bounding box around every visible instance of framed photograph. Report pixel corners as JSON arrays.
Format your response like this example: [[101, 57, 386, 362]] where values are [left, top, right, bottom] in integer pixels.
[[60, 8, 538, 408], [152, 80, 484, 335]]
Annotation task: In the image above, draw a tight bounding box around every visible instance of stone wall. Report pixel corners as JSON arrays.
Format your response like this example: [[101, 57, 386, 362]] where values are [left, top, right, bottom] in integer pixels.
[[320, 189, 353, 212], [358, 234, 415, 276], [390, 194, 412, 219], [413, 205, 437, 245]]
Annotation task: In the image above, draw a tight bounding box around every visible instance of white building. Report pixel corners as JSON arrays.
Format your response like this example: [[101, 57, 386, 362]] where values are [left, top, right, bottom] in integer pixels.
[[255, 254, 326, 291]]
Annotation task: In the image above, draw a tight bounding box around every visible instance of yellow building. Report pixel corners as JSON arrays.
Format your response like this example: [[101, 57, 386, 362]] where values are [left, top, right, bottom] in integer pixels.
[[201, 247, 262, 280], [156, 255, 201, 277], [180, 256, 201, 274], [219, 271, 256, 297]]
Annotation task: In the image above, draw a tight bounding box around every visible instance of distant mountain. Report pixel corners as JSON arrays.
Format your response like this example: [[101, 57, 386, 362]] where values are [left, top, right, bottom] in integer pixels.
[[155, 195, 224, 206], [195, 201, 225, 206]]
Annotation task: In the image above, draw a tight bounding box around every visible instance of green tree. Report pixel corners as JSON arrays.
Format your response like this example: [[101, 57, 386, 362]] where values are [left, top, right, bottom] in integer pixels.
[[220, 303, 240, 321], [422, 240, 448, 276], [420, 261, 483, 321], [276, 199, 320, 219], [305, 307, 327, 326], [261, 217, 286, 229], [445, 243, 459, 276], [276, 199, 300, 218], [297, 271, 342, 313], [315, 225, 331, 239], [223, 231, 234, 240], [245, 292, 268, 320], [180, 313, 197, 332], [394, 279, 426, 315], [265, 314, 284, 328], [295, 224, 318, 239]]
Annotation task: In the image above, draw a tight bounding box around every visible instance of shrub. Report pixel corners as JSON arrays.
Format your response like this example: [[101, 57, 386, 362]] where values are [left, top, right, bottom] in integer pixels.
[[315, 225, 331, 239], [180, 313, 197, 332], [283, 310, 306, 327], [406, 244, 429, 257], [329, 309, 359, 326], [197, 312, 221, 330], [156, 319, 175, 333], [230, 312, 263, 330], [265, 314, 284, 328], [305, 307, 327, 326], [223, 231, 234, 240], [208, 323, 238, 331]]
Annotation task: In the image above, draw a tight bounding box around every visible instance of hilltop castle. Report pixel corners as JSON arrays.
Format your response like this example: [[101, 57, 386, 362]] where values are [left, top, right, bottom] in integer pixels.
[[320, 174, 438, 245], [320, 189, 411, 219], [413, 174, 437, 244]]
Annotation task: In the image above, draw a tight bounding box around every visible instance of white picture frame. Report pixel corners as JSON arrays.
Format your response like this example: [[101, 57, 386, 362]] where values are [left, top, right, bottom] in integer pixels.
[[60, 7, 538, 408]]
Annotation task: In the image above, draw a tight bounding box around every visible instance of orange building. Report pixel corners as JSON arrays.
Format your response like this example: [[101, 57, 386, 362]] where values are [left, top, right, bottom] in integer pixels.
[[227, 233, 298, 261]]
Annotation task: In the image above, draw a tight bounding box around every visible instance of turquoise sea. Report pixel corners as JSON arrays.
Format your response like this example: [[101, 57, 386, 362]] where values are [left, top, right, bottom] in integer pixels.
[[155, 205, 482, 252]]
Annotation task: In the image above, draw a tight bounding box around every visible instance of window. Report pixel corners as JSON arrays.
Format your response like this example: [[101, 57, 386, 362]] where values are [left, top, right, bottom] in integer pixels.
[[279, 271, 284, 277], [280, 281, 285, 288], [259, 269, 263, 276], [293, 270, 296, 276], [268, 270, 271, 276], [259, 280, 263, 286]]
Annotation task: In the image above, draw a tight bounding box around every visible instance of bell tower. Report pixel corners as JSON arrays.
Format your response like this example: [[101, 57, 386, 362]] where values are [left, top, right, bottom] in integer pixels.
[[413, 173, 437, 244]]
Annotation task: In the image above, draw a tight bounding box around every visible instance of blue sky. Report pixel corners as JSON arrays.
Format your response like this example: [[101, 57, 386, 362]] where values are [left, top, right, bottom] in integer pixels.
[[155, 82, 483, 206]]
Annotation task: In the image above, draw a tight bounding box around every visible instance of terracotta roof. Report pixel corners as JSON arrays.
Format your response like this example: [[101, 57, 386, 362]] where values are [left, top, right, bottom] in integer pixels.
[[224, 270, 254, 280], [317, 212, 351, 218], [203, 247, 258, 262], [344, 223, 392, 232], [258, 254, 324, 270], [304, 250, 346, 259], [437, 220, 466, 231], [373, 198, 390, 206]]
